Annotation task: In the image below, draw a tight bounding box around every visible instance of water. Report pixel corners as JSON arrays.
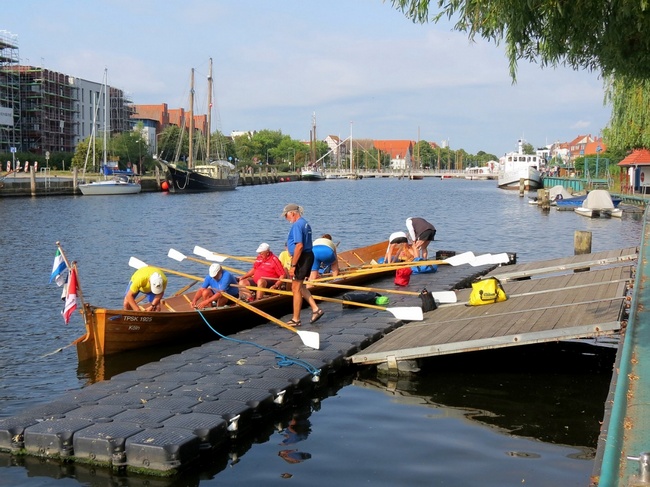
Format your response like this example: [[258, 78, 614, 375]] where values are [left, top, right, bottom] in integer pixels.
[[0, 178, 643, 486]]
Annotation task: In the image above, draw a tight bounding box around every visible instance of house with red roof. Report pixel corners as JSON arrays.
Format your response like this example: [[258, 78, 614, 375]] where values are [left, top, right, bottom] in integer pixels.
[[373, 140, 414, 170], [617, 149, 650, 193]]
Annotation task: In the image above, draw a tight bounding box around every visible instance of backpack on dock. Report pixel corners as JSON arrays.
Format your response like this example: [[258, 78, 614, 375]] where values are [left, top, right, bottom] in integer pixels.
[[468, 277, 507, 306]]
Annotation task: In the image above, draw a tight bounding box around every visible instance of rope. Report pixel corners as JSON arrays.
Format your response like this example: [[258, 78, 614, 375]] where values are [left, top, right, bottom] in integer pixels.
[[195, 309, 320, 377]]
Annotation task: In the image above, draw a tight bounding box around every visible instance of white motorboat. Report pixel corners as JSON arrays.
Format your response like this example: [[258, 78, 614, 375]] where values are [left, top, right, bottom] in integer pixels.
[[574, 189, 623, 218], [497, 139, 543, 190]]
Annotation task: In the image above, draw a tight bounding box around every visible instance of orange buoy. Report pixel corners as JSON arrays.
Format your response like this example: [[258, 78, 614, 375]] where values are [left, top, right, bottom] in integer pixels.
[[161, 181, 169, 191]]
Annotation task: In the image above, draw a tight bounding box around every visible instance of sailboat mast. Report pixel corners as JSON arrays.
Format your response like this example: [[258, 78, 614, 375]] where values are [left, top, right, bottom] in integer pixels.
[[103, 68, 108, 167], [206, 58, 212, 162], [188, 68, 195, 170], [310, 112, 317, 165]]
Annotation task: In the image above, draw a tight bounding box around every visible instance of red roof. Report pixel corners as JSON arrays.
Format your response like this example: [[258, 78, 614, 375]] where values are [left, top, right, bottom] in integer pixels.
[[618, 149, 650, 166]]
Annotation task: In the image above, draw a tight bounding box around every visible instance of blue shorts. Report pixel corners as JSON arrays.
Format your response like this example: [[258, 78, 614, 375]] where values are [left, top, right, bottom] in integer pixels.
[[312, 246, 336, 271], [125, 282, 156, 303]]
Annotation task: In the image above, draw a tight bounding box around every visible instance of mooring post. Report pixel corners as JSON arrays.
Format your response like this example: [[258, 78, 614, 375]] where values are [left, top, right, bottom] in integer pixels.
[[519, 178, 525, 197], [574, 230, 592, 272], [30, 166, 36, 196]]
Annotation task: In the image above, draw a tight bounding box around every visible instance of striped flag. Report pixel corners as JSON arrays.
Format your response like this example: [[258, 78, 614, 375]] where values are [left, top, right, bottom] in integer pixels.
[[62, 267, 78, 324], [50, 248, 68, 286]]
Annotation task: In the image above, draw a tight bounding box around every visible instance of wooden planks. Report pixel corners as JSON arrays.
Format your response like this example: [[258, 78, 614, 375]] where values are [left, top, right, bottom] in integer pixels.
[[350, 261, 634, 365]]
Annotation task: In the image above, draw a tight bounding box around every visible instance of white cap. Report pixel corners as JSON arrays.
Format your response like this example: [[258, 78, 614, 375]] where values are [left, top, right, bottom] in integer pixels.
[[256, 242, 270, 253], [209, 263, 222, 277], [389, 231, 408, 244], [149, 272, 164, 294]]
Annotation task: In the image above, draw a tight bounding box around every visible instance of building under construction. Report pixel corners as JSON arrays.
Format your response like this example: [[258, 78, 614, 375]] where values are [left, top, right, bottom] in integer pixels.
[[0, 30, 20, 154], [0, 29, 134, 157]]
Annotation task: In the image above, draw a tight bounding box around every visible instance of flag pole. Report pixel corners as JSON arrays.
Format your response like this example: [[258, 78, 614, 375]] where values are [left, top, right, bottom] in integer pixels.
[[55, 241, 88, 321]]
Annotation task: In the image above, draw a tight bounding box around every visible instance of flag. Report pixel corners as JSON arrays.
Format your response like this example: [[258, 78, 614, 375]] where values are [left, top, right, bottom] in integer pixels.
[[50, 248, 68, 286], [62, 267, 78, 324]]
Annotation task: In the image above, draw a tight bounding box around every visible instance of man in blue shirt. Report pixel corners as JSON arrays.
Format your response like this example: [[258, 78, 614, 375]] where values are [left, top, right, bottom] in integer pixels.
[[282, 203, 324, 326], [191, 263, 239, 309]]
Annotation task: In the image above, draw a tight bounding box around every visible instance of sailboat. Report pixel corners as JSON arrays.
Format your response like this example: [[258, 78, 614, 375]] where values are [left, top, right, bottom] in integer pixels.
[[158, 59, 239, 192], [301, 113, 325, 181], [79, 69, 141, 196]]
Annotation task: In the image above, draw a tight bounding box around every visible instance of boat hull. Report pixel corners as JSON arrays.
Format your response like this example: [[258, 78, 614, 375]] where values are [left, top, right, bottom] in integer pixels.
[[497, 167, 542, 190], [161, 161, 239, 192], [575, 207, 623, 218], [301, 170, 325, 181], [76, 241, 393, 360], [78, 181, 141, 195]]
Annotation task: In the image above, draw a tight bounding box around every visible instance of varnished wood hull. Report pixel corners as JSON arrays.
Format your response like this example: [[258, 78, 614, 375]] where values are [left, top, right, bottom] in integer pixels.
[[77, 241, 391, 360]]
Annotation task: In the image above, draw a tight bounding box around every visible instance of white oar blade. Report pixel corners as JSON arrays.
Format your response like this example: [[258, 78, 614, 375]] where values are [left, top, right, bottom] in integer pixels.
[[490, 253, 511, 265], [431, 291, 457, 303], [193, 245, 227, 262], [168, 248, 186, 262], [129, 256, 147, 269], [297, 330, 320, 349], [444, 251, 476, 266], [386, 306, 423, 321], [469, 253, 493, 267]]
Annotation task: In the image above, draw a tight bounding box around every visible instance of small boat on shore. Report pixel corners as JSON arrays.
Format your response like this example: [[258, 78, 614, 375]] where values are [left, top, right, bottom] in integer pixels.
[[70, 241, 397, 361]]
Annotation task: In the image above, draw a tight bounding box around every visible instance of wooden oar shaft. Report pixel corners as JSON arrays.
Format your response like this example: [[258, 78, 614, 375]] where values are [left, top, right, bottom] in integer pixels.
[[186, 254, 245, 275], [221, 292, 298, 332], [266, 277, 420, 296], [243, 285, 389, 312]]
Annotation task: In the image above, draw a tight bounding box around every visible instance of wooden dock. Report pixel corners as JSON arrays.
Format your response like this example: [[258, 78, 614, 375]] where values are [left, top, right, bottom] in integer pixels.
[[350, 248, 637, 368], [0, 247, 636, 477]]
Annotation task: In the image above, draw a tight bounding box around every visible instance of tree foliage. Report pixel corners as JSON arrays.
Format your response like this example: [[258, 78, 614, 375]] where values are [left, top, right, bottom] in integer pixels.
[[603, 76, 650, 150], [389, 0, 650, 80]]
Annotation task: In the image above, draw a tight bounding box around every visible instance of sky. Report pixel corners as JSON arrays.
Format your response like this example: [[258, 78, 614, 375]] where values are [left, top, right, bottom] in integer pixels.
[[3, 0, 611, 156]]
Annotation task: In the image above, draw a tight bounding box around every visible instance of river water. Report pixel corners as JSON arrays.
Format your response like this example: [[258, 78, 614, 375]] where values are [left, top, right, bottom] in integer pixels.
[[0, 177, 643, 486]]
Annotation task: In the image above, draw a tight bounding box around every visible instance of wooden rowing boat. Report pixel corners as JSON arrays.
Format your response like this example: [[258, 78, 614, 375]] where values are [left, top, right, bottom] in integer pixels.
[[76, 241, 391, 361]]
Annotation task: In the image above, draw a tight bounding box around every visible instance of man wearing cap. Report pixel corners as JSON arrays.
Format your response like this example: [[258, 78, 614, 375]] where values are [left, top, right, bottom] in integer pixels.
[[238, 243, 288, 301], [124, 266, 167, 312], [405, 217, 436, 259], [191, 263, 239, 309], [383, 231, 417, 264], [282, 203, 324, 326]]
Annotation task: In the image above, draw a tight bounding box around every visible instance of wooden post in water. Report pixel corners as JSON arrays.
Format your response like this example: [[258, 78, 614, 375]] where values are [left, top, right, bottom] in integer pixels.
[[538, 189, 550, 210], [574, 230, 592, 272], [73, 166, 78, 194], [519, 178, 525, 197], [30, 166, 36, 196]]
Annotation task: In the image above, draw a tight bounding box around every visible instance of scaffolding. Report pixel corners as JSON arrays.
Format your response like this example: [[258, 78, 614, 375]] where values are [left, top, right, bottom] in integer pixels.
[[0, 30, 21, 154], [18, 67, 78, 154]]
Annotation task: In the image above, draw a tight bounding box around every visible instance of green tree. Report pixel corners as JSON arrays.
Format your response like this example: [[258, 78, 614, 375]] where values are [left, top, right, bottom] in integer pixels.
[[390, 0, 650, 80], [603, 77, 650, 151]]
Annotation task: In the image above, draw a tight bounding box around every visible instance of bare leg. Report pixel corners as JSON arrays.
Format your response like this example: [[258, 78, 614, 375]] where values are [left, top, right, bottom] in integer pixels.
[[291, 279, 303, 322], [300, 286, 319, 313]]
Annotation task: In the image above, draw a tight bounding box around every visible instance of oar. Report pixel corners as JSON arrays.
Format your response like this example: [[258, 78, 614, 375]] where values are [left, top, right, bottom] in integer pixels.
[[265, 277, 455, 303], [168, 248, 245, 275], [220, 292, 319, 349], [241, 285, 423, 321], [128, 256, 205, 281], [194, 245, 256, 263]]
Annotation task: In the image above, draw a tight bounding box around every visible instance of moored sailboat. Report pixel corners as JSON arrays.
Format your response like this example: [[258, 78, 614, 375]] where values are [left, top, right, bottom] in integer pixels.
[[78, 69, 141, 196], [158, 58, 239, 192]]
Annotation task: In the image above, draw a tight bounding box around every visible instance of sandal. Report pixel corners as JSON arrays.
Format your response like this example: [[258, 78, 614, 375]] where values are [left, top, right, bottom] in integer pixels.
[[286, 319, 301, 327], [310, 309, 324, 324]]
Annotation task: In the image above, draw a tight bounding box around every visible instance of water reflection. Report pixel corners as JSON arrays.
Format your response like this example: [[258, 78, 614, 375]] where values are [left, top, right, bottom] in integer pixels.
[[356, 341, 615, 450]]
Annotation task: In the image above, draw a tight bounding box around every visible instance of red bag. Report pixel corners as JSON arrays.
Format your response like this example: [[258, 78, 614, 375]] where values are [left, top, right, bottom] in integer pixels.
[[394, 267, 412, 286]]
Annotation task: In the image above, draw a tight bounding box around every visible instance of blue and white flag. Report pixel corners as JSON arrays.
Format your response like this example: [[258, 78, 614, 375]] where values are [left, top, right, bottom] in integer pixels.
[[50, 248, 68, 286]]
